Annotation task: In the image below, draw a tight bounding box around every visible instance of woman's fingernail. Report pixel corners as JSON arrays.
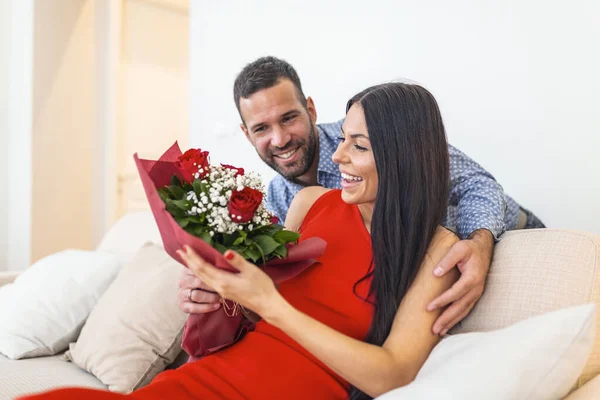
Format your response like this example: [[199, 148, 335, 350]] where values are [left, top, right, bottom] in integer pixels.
[[427, 304, 436, 312], [433, 266, 444, 276], [225, 252, 234, 260]]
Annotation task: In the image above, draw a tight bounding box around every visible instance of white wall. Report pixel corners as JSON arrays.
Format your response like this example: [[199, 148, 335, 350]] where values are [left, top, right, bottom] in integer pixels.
[[190, 0, 600, 234], [0, 0, 11, 270], [1, 0, 33, 271]]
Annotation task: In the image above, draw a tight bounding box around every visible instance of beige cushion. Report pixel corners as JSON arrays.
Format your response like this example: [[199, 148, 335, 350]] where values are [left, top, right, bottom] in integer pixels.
[[0, 353, 105, 400], [66, 243, 188, 393], [563, 373, 600, 400], [452, 229, 600, 388]]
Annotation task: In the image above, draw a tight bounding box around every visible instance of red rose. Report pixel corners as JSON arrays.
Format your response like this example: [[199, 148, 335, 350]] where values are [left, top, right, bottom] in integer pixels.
[[221, 164, 245, 177], [228, 187, 263, 223], [270, 215, 279, 224], [175, 149, 210, 184]]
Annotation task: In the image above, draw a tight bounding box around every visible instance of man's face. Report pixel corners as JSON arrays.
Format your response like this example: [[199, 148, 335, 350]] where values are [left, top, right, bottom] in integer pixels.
[[239, 79, 318, 180]]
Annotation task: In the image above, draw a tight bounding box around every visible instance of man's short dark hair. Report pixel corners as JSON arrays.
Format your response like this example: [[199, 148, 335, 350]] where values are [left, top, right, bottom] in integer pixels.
[[233, 56, 307, 123]]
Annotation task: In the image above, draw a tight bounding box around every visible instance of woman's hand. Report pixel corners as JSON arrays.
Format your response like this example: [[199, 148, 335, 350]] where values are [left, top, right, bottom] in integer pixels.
[[176, 245, 282, 320]]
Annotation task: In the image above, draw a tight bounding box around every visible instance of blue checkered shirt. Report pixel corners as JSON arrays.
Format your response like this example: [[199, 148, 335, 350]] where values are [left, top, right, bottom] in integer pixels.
[[266, 119, 520, 240]]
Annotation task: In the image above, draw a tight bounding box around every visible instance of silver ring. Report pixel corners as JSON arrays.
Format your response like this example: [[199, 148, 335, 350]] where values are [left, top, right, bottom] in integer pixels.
[[187, 288, 196, 303]]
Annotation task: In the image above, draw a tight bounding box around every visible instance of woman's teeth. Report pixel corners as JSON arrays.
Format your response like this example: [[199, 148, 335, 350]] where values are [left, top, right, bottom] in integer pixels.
[[341, 172, 363, 182], [276, 148, 298, 159]]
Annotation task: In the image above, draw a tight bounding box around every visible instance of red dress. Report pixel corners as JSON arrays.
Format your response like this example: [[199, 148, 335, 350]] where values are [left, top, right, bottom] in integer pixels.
[[20, 190, 374, 400]]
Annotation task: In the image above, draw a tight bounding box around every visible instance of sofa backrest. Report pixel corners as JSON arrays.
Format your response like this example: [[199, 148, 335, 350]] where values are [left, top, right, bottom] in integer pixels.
[[96, 212, 161, 262], [453, 229, 600, 389]]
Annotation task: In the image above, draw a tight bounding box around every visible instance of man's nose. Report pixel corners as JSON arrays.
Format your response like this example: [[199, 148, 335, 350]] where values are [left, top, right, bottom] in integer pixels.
[[271, 126, 291, 149]]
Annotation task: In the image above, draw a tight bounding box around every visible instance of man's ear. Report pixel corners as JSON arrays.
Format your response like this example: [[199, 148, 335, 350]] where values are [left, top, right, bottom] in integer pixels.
[[306, 96, 317, 124], [240, 123, 252, 145]]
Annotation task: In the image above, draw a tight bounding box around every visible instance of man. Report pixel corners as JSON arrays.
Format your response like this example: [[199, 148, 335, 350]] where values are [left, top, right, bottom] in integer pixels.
[[179, 56, 544, 336]]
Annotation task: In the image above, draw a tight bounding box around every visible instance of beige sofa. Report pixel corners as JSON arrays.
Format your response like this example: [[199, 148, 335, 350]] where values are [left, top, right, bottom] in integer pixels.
[[0, 212, 599, 399]]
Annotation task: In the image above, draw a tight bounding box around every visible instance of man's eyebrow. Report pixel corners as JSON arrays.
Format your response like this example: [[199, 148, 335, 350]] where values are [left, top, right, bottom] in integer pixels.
[[249, 110, 299, 132], [281, 110, 299, 118], [341, 126, 369, 140], [249, 121, 265, 132]]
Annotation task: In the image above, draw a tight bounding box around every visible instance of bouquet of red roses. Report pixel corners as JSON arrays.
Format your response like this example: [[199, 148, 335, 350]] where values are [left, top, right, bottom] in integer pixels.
[[134, 142, 326, 359]]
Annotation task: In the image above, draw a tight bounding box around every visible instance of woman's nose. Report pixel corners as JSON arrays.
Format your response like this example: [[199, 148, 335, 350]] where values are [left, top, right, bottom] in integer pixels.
[[332, 142, 346, 164]]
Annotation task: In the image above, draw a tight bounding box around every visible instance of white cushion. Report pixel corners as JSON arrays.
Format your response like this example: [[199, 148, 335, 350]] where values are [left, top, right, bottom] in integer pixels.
[[452, 229, 600, 387], [0, 353, 105, 400], [0, 250, 122, 360], [376, 304, 596, 400], [96, 211, 161, 261]]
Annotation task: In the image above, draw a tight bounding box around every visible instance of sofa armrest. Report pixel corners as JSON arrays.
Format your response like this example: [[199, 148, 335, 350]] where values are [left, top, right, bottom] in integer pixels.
[[0, 271, 20, 288], [563, 374, 600, 400]]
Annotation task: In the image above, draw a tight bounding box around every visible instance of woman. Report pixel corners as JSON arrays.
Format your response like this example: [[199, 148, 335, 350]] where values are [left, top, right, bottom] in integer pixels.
[[20, 82, 459, 400]]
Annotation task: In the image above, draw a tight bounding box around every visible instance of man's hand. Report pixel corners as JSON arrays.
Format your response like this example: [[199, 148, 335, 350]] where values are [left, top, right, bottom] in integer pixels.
[[427, 229, 495, 336], [177, 267, 221, 314]]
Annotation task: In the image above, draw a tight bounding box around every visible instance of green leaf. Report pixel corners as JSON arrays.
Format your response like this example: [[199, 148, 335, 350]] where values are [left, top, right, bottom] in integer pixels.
[[198, 231, 212, 246], [192, 180, 204, 196], [253, 242, 266, 264], [222, 233, 239, 247], [214, 242, 227, 254], [243, 247, 261, 263], [168, 185, 185, 199], [170, 175, 183, 186], [273, 244, 288, 258], [253, 235, 280, 256], [187, 215, 204, 224], [273, 230, 300, 244], [166, 201, 186, 218], [232, 236, 244, 246], [158, 188, 171, 203], [172, 199, 191, 210], [175, 218, 189, 228]]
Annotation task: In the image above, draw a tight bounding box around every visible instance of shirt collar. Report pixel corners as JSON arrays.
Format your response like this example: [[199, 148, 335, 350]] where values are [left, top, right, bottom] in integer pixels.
[[316, 124, 340, 176]]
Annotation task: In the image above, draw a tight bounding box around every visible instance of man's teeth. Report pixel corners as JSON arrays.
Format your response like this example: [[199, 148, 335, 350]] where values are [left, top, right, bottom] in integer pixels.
[[276, 148, 297, 159], [341, 172, 363, 182]]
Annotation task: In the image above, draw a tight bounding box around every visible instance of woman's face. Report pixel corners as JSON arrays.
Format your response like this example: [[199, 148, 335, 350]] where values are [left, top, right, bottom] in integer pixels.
[[332, 104, 378, 206]]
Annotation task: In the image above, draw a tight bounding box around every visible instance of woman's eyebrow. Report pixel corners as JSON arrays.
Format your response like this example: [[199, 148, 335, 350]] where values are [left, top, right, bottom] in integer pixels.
[[341, 126, 369, 140]]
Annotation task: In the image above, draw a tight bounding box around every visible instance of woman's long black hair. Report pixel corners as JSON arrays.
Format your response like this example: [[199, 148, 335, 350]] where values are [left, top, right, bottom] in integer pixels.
[[347, 83, 450, 400]]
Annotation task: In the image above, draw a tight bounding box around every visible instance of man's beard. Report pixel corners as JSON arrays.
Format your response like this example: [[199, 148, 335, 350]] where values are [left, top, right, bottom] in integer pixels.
[[259, 123, 318, 181]]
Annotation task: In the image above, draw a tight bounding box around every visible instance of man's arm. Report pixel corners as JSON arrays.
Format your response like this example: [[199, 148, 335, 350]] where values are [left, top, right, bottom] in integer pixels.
[[428, 144, 507, 335], [447, 144, 507, 240]]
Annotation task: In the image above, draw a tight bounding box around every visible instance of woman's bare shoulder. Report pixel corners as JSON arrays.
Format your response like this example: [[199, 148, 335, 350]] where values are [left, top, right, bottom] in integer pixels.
[[284, 187, 332, 232]]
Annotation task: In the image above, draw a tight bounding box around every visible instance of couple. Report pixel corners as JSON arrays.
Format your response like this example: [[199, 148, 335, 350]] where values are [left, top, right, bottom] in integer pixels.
[[21, 58, 544, 400], [181, 56, 544, 336]]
